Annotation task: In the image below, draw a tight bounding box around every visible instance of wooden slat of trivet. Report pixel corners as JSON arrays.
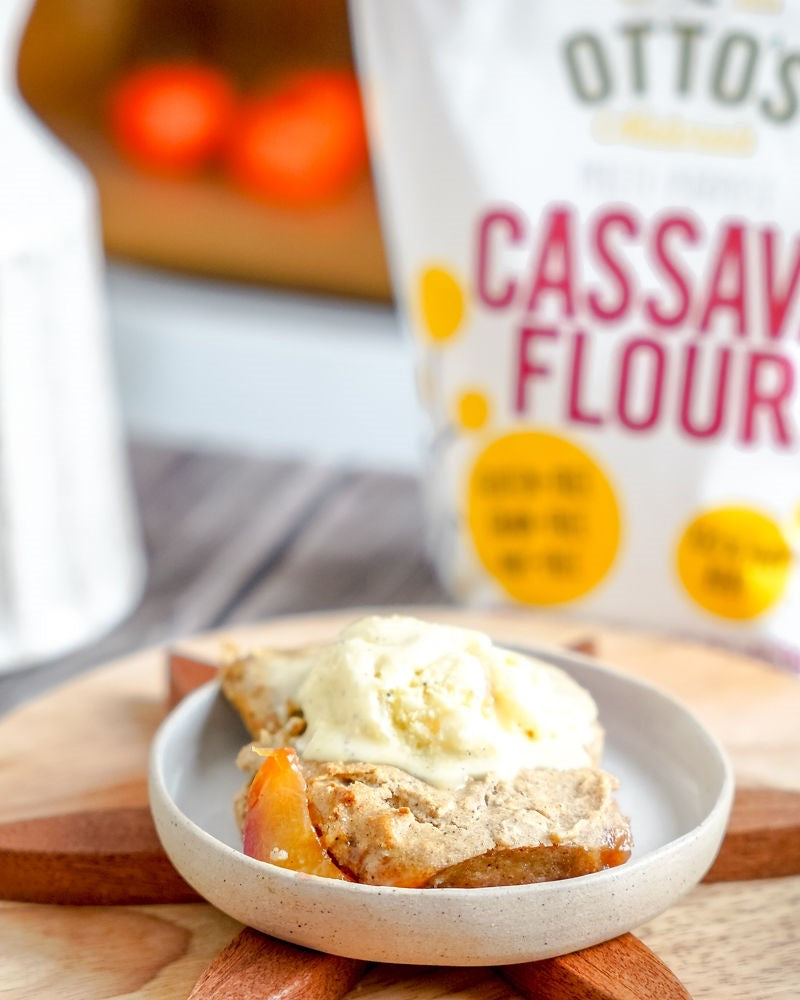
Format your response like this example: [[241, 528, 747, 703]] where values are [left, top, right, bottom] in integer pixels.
[[703, 787, 800, 883], [0, 807, 201, 904], [167, 651, 218, 710], [187, 928, 367, 1000], [499, 933, 691, 1000]]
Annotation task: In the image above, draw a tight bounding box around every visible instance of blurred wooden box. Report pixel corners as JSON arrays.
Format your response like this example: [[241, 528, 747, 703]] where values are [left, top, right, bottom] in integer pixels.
[[18, 0, 390, 299]]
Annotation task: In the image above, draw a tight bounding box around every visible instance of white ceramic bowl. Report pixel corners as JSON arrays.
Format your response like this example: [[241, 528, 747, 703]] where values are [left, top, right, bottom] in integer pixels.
[[149, 643, 733, 966]]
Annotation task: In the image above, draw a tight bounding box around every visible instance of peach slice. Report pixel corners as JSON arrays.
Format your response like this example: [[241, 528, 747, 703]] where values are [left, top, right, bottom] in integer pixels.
[[243, 748, 350, 880]]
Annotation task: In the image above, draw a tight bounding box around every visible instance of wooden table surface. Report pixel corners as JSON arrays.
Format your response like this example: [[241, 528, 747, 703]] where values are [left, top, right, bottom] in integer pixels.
[[0, 441, 449, 715]]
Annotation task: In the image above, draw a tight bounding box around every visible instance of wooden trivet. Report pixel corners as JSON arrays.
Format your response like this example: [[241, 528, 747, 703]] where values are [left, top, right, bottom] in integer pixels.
[[2, 638, 798, 999], [187, 929, 367, 1000], [2, 786, 797, 906], [182, 927, 693, 1000]]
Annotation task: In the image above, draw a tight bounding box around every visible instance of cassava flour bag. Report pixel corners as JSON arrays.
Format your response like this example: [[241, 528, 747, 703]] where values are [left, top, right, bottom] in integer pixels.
[[351, 0, 800, 670]]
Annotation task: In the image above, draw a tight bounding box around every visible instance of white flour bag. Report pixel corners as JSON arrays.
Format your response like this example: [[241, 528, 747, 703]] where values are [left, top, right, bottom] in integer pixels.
[[351, 0, 800, 670]]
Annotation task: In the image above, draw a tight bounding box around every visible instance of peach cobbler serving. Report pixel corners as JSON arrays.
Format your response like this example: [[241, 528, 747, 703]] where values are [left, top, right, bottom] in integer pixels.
[[221, 615, 632, 888]]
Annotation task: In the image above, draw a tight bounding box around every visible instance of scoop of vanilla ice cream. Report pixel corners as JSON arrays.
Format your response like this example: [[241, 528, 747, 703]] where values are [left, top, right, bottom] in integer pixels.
[[292, 615, 599, 788]]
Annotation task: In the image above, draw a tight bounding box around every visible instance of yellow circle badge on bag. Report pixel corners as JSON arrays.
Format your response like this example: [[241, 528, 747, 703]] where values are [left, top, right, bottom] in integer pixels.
[[468, 431, 621, 605]]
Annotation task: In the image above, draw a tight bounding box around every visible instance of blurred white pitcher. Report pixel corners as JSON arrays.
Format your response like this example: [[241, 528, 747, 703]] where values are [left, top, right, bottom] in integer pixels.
[[0, 0, 144, 672]]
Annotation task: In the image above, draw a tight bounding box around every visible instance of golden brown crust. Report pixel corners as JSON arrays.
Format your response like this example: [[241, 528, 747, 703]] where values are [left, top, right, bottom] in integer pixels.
[[221, 646, 316, 740], [302, 761, 631, 888], [426, 844, 625, 888]]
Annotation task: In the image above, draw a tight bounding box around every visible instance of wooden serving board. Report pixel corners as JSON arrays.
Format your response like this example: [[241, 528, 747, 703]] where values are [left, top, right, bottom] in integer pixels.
[[0, 608, 798, 1000]]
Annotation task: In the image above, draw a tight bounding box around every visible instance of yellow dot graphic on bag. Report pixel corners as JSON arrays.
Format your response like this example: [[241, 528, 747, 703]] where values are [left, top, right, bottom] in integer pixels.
[[456, 389, 490, 431], [468, 432, 621, 605], [418, 266, 465, 343], [677, 507, 791, 621]]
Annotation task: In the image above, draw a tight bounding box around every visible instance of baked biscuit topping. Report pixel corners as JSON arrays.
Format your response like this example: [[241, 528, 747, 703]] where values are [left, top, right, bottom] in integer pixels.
[[221, 616, 632, 887], [303, 760, 631, 888]]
